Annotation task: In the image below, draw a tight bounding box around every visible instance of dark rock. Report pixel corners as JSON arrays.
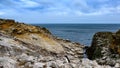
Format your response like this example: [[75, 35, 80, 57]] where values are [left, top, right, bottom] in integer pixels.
[[0, 65, 3, 68], [111, 30, 120, 54], [86, 32, 113, 60], [86, 30, 120, 66]]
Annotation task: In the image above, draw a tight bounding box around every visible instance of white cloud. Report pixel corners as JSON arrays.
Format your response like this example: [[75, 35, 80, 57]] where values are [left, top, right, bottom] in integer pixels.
[[0, 11, 5, 15], [19, 0, 40, 8], [116, 6, 120, 13], [97, 5, 120, 14], [92, 0, 109, 3], [0, 0, 120, 23]]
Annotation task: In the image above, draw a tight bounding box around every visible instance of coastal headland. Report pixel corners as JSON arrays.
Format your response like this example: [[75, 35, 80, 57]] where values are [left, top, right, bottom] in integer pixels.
[[0, 18, 120, 68]]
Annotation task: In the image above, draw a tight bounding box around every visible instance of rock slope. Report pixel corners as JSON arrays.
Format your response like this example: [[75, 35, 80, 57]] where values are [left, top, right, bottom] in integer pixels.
[[0, 18, 84, 68]]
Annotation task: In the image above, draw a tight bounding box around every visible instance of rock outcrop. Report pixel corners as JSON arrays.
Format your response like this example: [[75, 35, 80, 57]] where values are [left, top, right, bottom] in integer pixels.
[[1, 18, 119, 68], [86, 30, 120, 67], [0, 18, 84, 68]]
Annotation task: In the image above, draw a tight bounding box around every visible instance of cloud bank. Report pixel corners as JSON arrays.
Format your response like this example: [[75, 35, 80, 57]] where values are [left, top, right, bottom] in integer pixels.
[[0, 0, 120, 23]]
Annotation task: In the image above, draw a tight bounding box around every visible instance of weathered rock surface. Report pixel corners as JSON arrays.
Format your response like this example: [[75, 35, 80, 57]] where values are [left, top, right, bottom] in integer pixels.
[[0, 18, 118, 68], [86, 30, 120, 67], [0, 18, 85, 68]]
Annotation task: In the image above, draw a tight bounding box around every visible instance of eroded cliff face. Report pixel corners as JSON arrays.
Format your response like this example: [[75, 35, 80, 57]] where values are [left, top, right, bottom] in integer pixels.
[[0, 19, 64, 54], [86, 30, 120, 66], [0, 18, 84, 68]]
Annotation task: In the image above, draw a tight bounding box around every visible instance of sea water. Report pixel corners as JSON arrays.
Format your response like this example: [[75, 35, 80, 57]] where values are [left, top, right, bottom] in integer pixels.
[[34, 24, 120, 46]]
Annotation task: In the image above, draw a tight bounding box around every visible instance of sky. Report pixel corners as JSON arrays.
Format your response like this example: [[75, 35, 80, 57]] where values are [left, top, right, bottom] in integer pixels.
[[0, 0, 120, 24]]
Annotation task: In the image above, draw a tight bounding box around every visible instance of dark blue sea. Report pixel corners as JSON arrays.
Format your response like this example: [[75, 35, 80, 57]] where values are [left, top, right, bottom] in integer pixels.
[[33, 24, 120, 46]]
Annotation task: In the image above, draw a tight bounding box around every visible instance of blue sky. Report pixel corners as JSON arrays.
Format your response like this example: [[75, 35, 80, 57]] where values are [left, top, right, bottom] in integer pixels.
[[0, 0, 120, 24]]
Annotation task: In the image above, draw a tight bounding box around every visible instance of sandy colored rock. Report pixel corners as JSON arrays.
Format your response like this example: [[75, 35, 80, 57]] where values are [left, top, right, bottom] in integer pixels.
[[0, 18, 85, 68]]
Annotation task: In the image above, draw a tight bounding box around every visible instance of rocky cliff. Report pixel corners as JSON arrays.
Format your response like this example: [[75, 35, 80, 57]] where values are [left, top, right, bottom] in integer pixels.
[[0, 18, 118, 68], [86, 30, 120, 67], [0, 18, 85, 68]]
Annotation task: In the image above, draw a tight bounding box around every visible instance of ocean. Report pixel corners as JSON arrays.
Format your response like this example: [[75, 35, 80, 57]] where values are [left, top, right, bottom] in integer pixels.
[[33, 24, 120, 46]]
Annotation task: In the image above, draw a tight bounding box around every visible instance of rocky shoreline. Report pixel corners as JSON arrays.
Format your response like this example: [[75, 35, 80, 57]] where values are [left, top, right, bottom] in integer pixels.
[[0, 18, 120, 68]]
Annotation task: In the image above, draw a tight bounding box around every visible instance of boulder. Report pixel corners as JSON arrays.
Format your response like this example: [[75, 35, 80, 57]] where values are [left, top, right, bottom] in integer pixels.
[[86, 32, 113, 60], [86, 30, 120, 66]]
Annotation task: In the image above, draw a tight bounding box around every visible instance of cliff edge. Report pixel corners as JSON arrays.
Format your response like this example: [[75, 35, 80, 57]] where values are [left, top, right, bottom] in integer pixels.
[[0, 18, 84, 68], [0, 18, 116, 68]]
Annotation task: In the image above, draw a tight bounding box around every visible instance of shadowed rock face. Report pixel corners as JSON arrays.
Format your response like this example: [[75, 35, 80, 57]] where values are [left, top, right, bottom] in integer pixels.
[[112, 30, 120, 54], [0, 18, 84, 68], [86, 30, 120, 66], [86, 32, 113, 60]]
